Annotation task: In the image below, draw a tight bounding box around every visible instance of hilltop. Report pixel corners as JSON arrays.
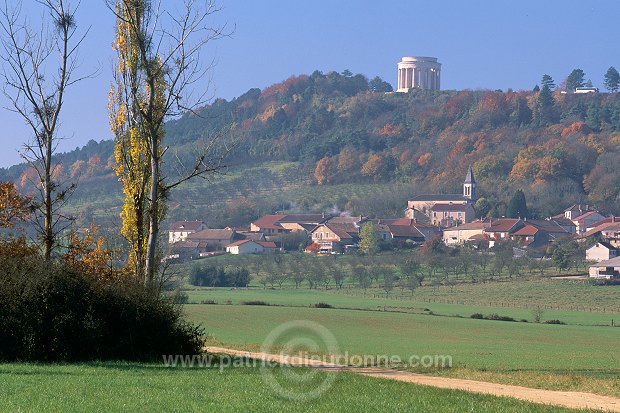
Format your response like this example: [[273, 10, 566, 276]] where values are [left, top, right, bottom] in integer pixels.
[[2, 70, 620, 227]]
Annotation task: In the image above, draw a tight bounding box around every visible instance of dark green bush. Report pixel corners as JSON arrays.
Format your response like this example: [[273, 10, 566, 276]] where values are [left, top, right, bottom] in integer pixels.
[[189, 264, 250, 287], [240, 300, 270, 306], [544, 319, 566, 325], [0, 254, 204, 362], [470, 313, 484, 319], [313, 302, 334, 308], [486, 314, 516, 322]]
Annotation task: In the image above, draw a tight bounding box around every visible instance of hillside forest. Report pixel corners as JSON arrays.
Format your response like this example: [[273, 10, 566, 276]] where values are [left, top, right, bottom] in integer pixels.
[[2, 70, 620, 228]]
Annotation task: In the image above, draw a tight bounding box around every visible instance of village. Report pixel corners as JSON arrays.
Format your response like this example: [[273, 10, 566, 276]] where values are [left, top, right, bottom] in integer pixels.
[[167, 167, 620, 280]]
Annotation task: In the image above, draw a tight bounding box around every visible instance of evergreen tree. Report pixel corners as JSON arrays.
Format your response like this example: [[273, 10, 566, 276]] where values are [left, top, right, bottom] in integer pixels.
[[506, 190, 529, 218], [369, 76, 393, 93], [533, 85, 540, 92], [541, 74, 555, 89], [510, 96, 532, 126], [534, 84, 555, 126], [604, 66, 620, 92], [566, 69, 586, 90]]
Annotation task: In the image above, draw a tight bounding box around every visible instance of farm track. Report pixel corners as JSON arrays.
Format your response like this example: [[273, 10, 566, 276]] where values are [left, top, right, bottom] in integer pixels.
[[205, 346, 620, 412]]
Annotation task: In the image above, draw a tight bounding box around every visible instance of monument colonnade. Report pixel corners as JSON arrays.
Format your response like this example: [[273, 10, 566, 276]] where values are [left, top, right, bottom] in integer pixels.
[[397, 57, 441, 92]]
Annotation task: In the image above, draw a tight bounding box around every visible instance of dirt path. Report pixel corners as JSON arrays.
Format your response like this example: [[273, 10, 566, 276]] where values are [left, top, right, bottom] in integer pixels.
[[205, 346, 620, 412]]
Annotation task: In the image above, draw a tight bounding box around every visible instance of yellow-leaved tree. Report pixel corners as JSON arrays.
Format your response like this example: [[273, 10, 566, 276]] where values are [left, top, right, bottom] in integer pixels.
[[108, 0, 229, 285]]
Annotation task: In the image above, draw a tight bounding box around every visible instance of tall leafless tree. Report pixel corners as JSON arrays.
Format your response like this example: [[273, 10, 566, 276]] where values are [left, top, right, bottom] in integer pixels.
[[0, 0, 90, 259]]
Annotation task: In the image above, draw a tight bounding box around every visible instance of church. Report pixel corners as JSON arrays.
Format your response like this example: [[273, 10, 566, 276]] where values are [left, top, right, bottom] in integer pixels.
[[405, 166, 476, 227]]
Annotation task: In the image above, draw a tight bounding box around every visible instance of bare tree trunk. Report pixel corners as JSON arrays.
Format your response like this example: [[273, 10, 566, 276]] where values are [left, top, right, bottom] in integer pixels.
[[145, 141, 160, 285]]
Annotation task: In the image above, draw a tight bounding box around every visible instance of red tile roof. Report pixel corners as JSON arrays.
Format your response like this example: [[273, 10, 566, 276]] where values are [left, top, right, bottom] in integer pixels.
[[257, 241, 278, 249], [169, 220, 205, 231], [278, 214, 326, 223], [525, 219, 569, 234], [252, 214, 327, 230], [485, 219, 522, 232], [251, 215, 285, 230], [388, 225, 425, 238], [227, 239, 251, 248], [581, 222, 620, 238], [513, 225, 538, 236], [588, 217, 620, 229], [319, 223, 359, 239], [573, 211, 600, 222]]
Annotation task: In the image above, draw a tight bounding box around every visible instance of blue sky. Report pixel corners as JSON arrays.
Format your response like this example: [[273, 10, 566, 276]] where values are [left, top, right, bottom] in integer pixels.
[[0, 0, 618, 168]]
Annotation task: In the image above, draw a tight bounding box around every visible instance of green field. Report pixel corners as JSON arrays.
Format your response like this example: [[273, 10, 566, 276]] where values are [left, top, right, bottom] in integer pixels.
[[0, 363, 601, 412], [185, 287, 618, 327], [184, 287, 620, 398]]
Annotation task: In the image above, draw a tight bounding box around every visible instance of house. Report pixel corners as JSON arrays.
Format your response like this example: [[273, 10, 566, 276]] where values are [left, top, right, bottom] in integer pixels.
[[548, 217, 577, 234], [250, 214, 327, 234], [589, 256, 620, 279], [443, 220, 490, 245], [169, 240, 208, 260], [429, 203, 475, 227], [226, 240, 277, 255], [586, 217, 620, 232], [168, 220, 207, 243], [574, 87, 599, 94], [572, 211, 606, 234], [561, 204, 592, 220], [580, 222, 620, 248], [310, 222, 360, 253], [586, 242, 619, 262], [373, 218, 440, 244], [187, 228, 240, 251], [484, 218, 570, 249], [405, 166, 476, 226]]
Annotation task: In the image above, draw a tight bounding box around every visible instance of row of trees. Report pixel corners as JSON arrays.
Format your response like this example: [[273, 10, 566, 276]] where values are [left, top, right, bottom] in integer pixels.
[[228, 234, 591, 296], [538, 67, 620, 92]]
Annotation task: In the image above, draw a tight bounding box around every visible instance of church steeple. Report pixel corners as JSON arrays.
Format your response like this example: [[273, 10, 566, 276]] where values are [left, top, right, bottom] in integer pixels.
[[463, 165, 476, 201]]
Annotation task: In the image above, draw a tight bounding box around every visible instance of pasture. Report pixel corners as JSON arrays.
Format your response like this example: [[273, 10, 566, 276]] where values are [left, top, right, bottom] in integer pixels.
[[185, 290, 620, 397], [0, 363, 603, 412]]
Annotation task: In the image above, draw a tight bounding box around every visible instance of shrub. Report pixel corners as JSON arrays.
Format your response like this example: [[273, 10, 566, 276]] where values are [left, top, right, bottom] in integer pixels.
[[486, 314, 516, 322], [200, 299, 218, 305], [240, 300, 270, 306], [544, 319, 566, 325], [0, 253, 204, 362], [313, 302, 333, 308], [471, 313, 516, 322], [190, 264, 250, 287]]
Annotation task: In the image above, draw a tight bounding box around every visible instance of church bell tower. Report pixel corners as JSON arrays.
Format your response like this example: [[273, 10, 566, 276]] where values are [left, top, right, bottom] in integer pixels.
[[463, 165, 476, 201]]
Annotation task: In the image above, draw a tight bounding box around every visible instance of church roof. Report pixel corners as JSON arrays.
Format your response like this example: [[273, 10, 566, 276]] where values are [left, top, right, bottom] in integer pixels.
[[465, 165, 475, 184], [409, 194, 465, 202]]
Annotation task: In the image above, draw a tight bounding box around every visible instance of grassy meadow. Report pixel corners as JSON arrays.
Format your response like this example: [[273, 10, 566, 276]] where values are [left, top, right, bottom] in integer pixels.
[[183, 281, 620, 397], [0, 363, 603, 413]]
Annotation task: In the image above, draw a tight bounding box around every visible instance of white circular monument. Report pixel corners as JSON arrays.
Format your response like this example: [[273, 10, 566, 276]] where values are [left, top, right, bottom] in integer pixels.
[[397, 56, 441, 92]]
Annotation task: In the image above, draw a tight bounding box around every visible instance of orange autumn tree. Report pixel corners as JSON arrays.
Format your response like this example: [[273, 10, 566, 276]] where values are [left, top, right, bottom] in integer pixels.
[[64, 225, 127, 281], [0, 181, 32, 229], [314, 156, 337, 185]]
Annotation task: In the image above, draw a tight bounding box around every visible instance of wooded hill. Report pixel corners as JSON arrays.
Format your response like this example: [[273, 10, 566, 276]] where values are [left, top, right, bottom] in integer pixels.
[[2, 70, 620, 228]]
